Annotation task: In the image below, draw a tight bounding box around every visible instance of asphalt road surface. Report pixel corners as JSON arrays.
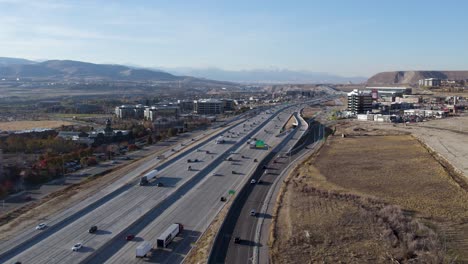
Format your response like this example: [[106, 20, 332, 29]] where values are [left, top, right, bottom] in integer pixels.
[[0, 102, 303, 264], [210, 100, 330, 264], [91, 105, 310, 264]]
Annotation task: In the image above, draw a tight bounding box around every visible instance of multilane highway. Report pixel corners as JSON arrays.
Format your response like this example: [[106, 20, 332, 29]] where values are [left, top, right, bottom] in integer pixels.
[[93, 104, 311, 264], [212, 108, 328, 264], [1, 102, 301, 264]]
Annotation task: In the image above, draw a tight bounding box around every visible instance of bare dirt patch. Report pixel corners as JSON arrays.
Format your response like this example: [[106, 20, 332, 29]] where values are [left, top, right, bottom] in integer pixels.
[[271, 133, 468, 263], [0, 120, 73, 131]]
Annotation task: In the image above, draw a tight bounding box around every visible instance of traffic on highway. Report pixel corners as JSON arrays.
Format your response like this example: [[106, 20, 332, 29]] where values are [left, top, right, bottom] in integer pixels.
[[0, 98, 331, 264]]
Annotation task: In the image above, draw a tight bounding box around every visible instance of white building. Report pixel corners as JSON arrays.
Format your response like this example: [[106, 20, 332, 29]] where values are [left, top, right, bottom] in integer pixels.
[[418, 78, 441, 87]]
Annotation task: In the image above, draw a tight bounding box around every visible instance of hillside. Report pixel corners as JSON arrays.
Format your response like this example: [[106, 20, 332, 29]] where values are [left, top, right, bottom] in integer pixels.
[[367, 71, 468, 86], [0, 59, 181, 81], [0, 57, 35, 66]]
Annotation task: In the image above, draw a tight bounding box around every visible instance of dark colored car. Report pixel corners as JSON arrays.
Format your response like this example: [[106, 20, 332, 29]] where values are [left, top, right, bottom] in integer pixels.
[[156, 182, 164, 187], [254, 159, 258, 162], [126, 234, 135, 241], [89, 226, 98, 233], [24, 195, 32, 201], [220, 196, 227, 202], [234, 237, 241, 244]]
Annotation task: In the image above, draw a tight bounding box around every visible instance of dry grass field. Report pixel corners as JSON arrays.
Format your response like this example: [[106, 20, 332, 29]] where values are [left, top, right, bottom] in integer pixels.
[[271, 134, 468, 263], [0, 120, 73, 131]]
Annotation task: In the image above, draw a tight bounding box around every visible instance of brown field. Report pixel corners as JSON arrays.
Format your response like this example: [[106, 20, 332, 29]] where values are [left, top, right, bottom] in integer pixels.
[[0, 120, 73, 131], [271, 134, 468, 263]]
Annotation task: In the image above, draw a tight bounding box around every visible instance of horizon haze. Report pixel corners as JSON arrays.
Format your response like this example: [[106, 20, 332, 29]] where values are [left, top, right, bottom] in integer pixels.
[[1, 0, 468, 77]]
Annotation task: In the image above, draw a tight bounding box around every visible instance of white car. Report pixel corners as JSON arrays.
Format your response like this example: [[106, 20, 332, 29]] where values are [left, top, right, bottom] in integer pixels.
[[250, 209, 256, 216], [250, 179, 256, 184], [35, 223, 47, 230], [71, 243, 83, 251]]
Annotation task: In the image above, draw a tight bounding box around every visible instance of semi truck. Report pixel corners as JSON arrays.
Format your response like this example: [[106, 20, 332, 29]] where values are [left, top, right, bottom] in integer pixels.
[[135, 241, 152, 258], [156, 223, 184, 248], [139, 169, 159, 186]]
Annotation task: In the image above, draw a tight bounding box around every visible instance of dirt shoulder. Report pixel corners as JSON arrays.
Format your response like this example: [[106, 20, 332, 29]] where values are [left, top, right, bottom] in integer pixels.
[[271, 127, 468, 263]]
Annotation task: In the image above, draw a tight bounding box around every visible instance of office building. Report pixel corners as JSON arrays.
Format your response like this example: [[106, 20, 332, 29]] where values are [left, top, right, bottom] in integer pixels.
[[347, 89, 373, 114], [144, 106, 179, 121], [194, 99, 224, 115]]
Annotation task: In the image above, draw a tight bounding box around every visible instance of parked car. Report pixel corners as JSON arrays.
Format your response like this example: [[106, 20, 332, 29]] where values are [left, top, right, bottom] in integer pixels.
[[35, 223, 47, 230], [88, 226, 98, 233], [71, 243, 83, 251]]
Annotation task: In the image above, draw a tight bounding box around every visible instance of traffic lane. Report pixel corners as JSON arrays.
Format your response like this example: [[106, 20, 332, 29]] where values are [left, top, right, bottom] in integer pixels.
[[107, 138, 278, 264], [5, 106, 288, 262], [0, 122, 241, 261], [216, 111, 304, 263], [22, 134, 246, 264], [227, 115, 320, 264], [101, 113, 289, 263], [225, 157, 289, 264], [0, 116, 259, 263], [82, 115, 282, 261]]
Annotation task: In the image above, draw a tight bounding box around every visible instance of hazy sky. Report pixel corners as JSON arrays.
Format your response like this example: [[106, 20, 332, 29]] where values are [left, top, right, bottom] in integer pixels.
[[1, 0, 467, 77]]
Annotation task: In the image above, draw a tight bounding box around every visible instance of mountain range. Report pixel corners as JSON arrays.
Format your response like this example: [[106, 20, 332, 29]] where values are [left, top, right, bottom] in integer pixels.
[[0, 57, 179, 81], [161, 67, 367, 84], [0, 57, 366, 84]]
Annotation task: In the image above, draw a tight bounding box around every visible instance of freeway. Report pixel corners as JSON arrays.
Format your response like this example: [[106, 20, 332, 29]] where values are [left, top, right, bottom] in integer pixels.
[[0, 103, 295, 264], [209, 102, 328, 264], [92, 105, 309, 264]]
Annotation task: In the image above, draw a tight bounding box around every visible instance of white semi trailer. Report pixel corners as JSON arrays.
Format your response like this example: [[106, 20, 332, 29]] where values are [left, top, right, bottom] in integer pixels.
[[139, 169, 159, 186], [135, 241, 152, 258], [156, 223, 184, 248]]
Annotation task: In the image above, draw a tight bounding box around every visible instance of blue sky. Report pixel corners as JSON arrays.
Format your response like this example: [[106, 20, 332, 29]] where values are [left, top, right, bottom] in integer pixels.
[[0, 0, 467, 77]]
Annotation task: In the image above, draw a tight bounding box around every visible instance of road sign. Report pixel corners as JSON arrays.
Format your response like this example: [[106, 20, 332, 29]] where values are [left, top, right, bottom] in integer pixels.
[[228, 190, 235, 195]]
